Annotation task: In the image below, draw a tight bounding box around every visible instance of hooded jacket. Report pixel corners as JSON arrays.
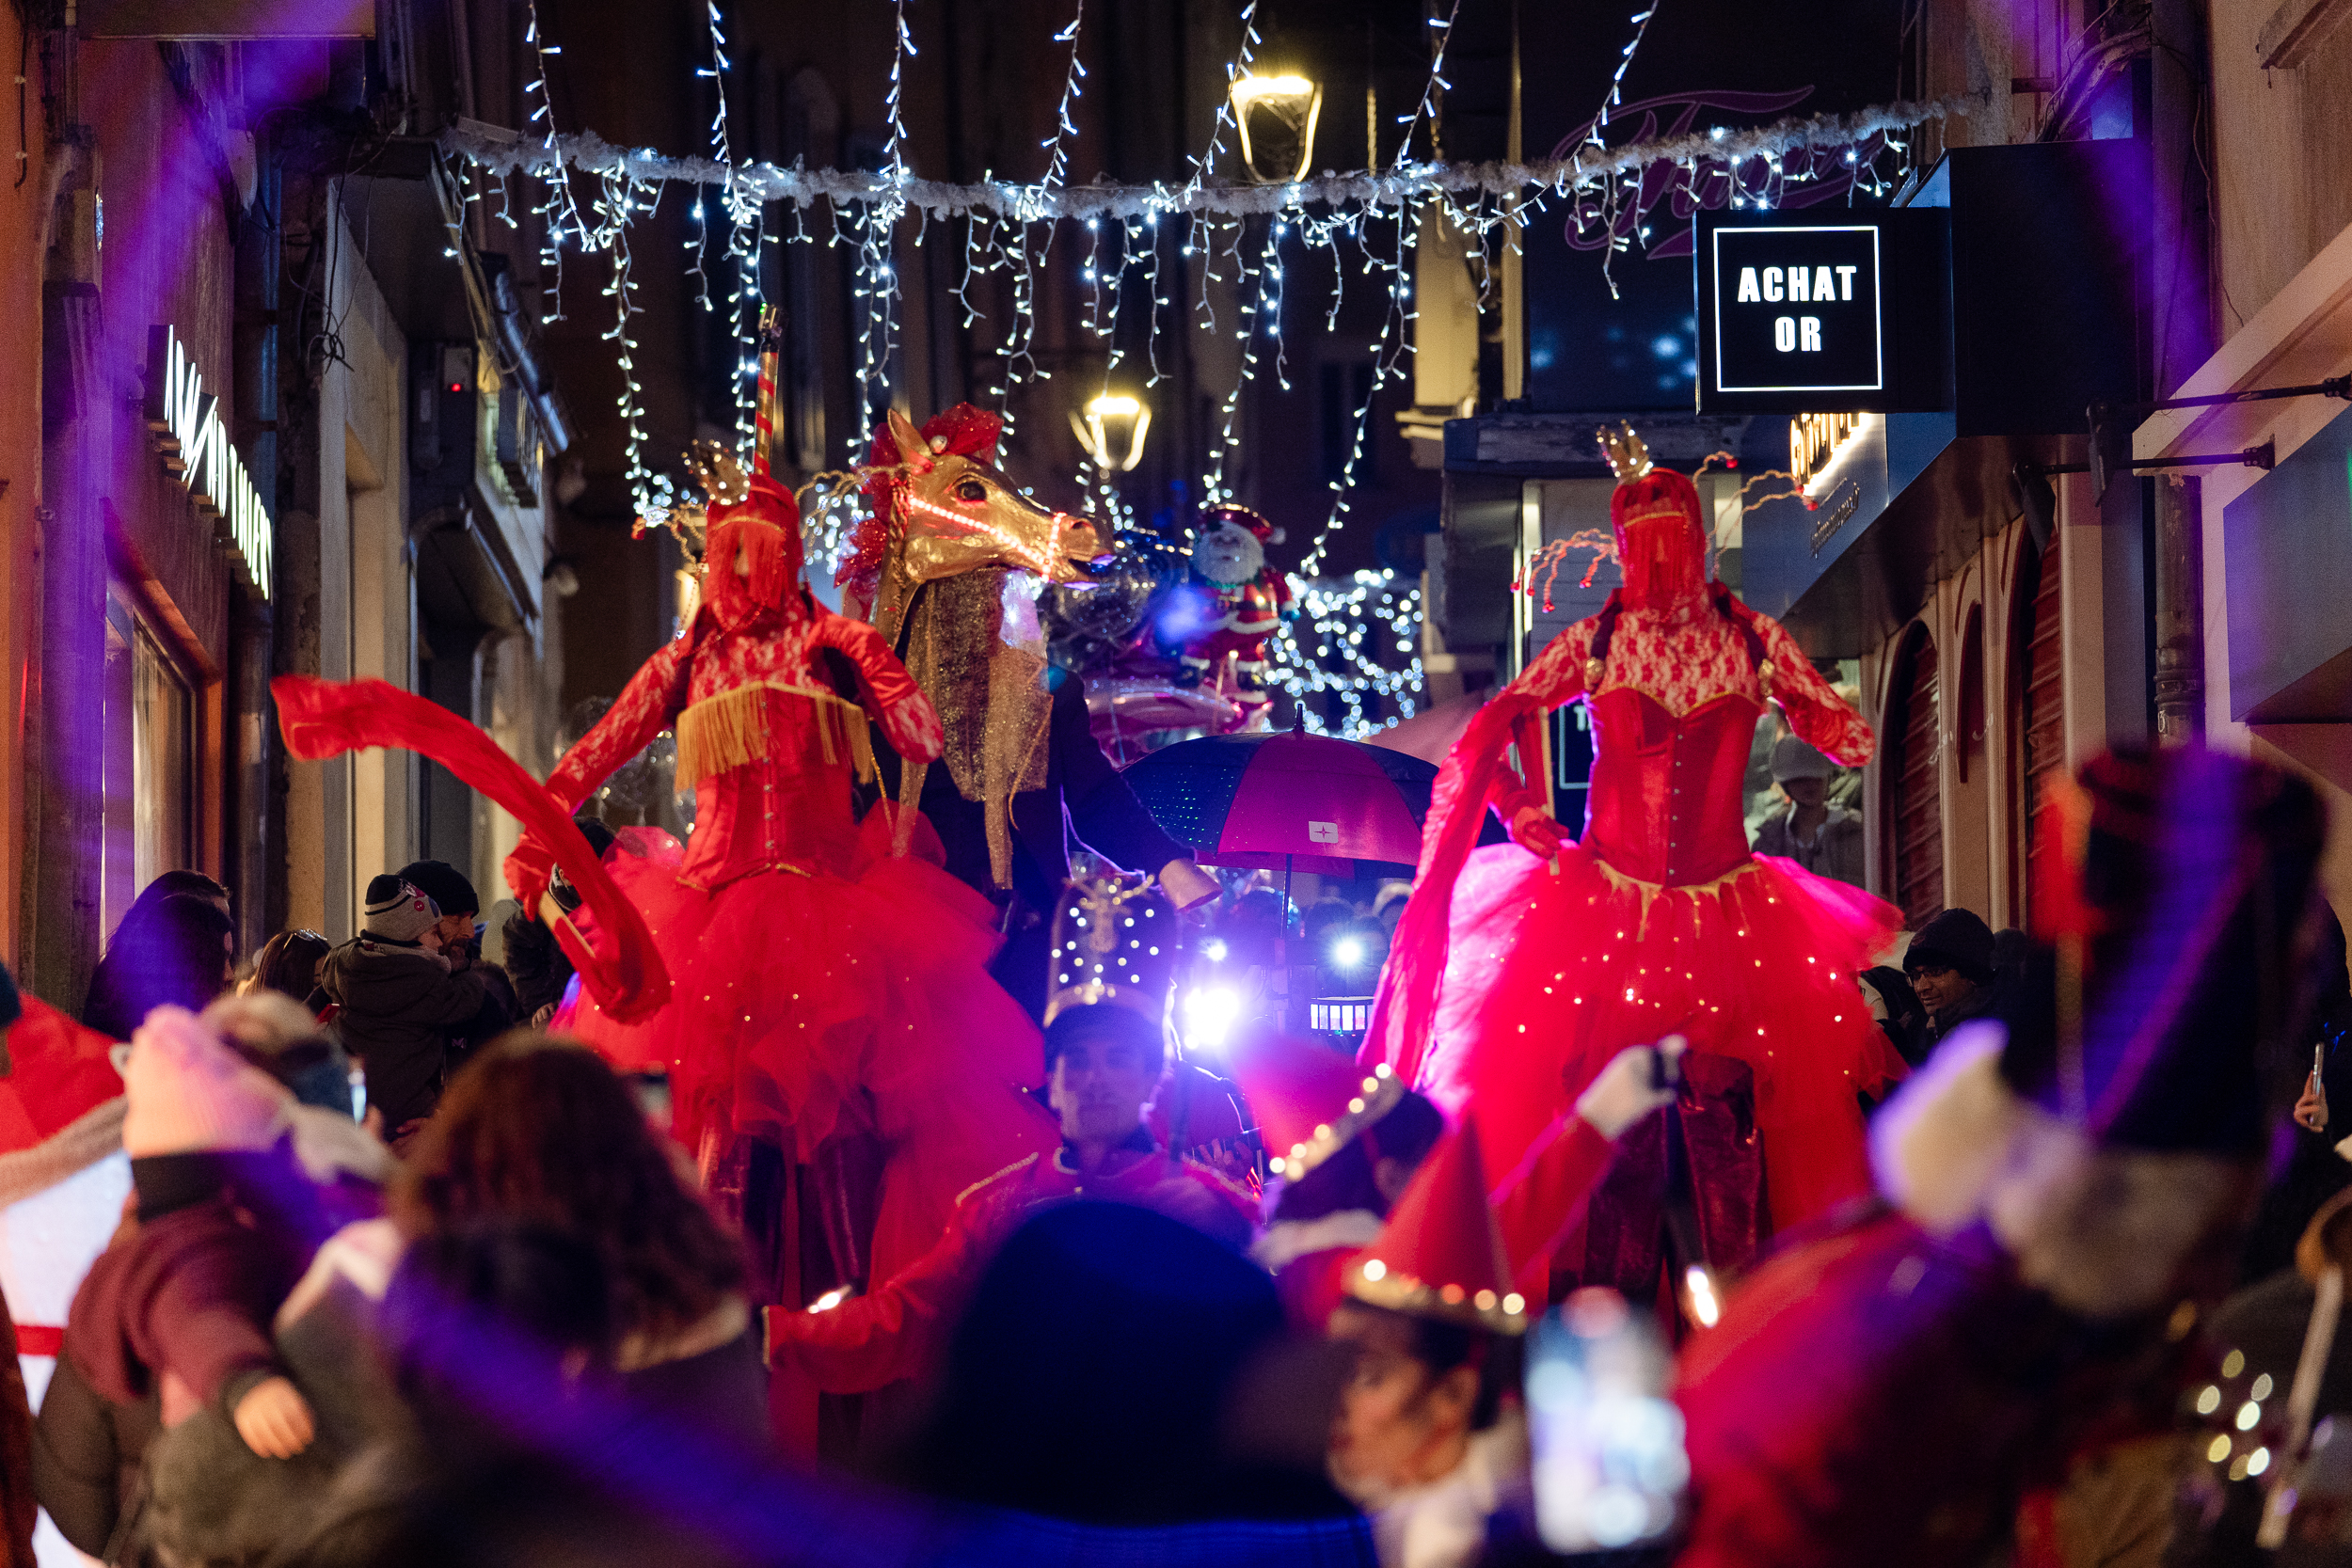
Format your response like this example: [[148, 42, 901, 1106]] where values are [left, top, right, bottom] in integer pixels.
[[317, 938, 493, 1131]]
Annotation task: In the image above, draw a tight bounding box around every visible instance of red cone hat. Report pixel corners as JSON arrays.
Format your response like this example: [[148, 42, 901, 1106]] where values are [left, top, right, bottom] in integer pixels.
[[1343, 1116, 1528, 1334], [1231, 1035, 1404, 1180]]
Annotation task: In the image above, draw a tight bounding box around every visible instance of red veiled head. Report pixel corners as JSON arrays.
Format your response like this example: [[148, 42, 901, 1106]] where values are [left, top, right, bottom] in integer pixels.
[[1609, 467, 1708, 610], [703, 472, 805, 631]]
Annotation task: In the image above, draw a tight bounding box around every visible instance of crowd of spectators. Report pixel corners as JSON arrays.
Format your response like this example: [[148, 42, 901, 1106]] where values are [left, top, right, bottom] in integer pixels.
[[11, 770, 2352, 1568]]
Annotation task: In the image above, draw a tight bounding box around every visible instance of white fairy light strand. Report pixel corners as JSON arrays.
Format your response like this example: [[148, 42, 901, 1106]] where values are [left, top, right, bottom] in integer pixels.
[[1583, 4, 1661, 294], [520, 2, 581, 325], [699, 1, 768, 454], [1392, 1, 1465, 166], [857, 0, 914, 426]]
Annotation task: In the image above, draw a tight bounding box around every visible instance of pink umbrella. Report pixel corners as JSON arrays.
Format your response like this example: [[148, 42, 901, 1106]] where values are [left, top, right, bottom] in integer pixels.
[[1121, 724, 1432, 879]]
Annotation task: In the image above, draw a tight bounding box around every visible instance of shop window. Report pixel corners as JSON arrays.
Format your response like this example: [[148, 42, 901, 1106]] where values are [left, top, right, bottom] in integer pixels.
[[100, 590, 195, 942], [1884, 624, 1943, 927], [2019, 539, 2065, 927]]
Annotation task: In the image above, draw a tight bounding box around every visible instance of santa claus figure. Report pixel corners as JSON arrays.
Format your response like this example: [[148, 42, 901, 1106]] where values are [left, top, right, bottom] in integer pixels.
[[1179, 504, 1295, 702]]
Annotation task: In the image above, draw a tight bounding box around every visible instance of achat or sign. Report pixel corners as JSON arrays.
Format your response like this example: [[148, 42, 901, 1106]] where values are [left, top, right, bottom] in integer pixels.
[[144, 325, 271, 597], [1693, 209, 1950, 415], [1710, 225, 1882, 395]]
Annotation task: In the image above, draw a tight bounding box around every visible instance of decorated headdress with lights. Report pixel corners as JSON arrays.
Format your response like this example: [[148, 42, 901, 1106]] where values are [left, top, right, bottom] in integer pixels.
[[635, 439, 806, 633], [835, 404, 1009, 608], [1343, 1117, 1528, 1334], [1599, 421, 1709, 611], [1045, 867, 1179, 1027], [1231, 1033, 1408, 1182]]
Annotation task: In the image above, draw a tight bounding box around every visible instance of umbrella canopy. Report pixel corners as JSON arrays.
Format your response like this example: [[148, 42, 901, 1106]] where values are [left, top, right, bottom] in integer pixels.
[[1122, 729, 1438, 878]]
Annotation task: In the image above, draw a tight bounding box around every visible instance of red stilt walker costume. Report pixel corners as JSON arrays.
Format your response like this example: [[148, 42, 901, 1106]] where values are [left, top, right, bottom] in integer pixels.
[[1367, 425, 1907, 1286], [508, 443, 1051, 1289]]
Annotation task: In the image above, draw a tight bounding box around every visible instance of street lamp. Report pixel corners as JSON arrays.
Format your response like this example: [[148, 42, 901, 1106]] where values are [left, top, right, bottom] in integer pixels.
[[1070, 393, 1151, 473], [1231, 72, 1323, 184]]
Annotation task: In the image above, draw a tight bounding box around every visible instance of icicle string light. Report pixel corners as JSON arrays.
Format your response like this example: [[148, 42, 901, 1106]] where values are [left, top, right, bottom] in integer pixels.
[[857, 0, 914, 427], [1392, 1, 1465, 166], [448, 4, 1957, 733], [1582, 5, 1662, 296], [520, 2, 582, 325]]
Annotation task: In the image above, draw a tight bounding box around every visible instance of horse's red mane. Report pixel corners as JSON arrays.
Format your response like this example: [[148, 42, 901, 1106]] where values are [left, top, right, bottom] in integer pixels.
[[835, 404, 1007, 604]]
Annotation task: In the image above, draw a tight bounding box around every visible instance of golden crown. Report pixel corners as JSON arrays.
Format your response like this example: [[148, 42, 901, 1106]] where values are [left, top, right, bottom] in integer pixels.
[[1597, 422, 1654, 483], [634, 439, 755, 564]]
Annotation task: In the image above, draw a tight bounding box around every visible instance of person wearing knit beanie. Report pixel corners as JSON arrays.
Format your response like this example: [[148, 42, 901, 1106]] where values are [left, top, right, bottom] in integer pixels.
[[361, 877, 439, 948], [319, 875, 499, 1132]]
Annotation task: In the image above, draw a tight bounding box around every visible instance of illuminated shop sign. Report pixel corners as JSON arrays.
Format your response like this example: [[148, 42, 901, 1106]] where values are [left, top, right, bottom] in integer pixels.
[[1711, 226, 1883, 394], [143, 325, 271, 597], [1694, 210, 1950, 415]]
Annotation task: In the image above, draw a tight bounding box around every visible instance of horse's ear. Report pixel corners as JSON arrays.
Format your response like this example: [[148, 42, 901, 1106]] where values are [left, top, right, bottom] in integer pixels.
[[885, 408, 929, 467]]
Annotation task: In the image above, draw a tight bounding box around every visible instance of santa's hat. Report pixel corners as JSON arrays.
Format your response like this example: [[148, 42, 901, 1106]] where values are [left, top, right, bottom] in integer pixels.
[[118, 1006, 292, 1159], [1875, 743, 2325, 1317], [1343, 1117, 1528, 1334], [1200, 503, 1283, 546], [1231, 1033, 1406, 1180], [2005, 744, 2323, 1152]]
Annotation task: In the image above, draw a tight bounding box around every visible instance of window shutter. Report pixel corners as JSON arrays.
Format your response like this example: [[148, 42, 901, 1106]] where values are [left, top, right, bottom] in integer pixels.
[[1890, 630, 1944, 927], [2021, 543, 2066, 927]]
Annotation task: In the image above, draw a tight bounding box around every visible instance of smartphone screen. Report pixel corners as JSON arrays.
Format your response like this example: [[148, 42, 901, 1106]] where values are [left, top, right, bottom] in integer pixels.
[[1527, 1287, 1688, 1554]]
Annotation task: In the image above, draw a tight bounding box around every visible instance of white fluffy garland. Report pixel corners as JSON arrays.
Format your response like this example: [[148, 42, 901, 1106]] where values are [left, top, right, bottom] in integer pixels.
[[438, 94, 1969, 222]]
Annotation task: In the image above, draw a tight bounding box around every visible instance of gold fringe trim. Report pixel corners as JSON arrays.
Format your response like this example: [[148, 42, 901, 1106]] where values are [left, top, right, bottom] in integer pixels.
[[1589, 855, 1762, 942], [675, 682, 878, 791]]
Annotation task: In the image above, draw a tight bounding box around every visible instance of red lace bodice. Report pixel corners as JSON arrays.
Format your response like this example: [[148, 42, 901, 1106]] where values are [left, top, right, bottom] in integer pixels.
[[1581, 690, 1765, 886], [546, 604, 944, 893], [1491, 589, 1873, 888]]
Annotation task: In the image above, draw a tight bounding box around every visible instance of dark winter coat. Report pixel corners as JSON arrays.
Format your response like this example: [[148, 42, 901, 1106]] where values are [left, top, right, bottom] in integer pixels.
[[0, 1285, 37, 1568], [317, 937, 495, 1130], [141, 1271, 416, 1568], [499, 910, 573, 1022], [879, 671, 1185, 916], [29, 1354, 158, 1563]]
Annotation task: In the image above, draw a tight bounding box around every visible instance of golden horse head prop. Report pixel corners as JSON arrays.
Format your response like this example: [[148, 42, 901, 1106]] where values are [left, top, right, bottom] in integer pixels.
[[833, 404, 1115, 888], [839, 405, 1114, 641]]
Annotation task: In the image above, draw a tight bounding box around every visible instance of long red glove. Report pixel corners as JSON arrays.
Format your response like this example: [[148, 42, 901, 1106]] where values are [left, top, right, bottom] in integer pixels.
[[272, 675, 671, 1023], [1362, 689, 1538, 1086]]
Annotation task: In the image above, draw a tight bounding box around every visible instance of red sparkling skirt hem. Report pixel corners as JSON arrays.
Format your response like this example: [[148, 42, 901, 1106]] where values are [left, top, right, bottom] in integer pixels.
[[1418, 841, 1907, 1235], [556, 822, 1050, 1280]]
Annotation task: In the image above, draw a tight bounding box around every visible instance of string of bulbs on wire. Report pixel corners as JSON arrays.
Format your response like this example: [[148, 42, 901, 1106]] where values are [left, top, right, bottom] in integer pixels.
[[453, 5, 1958, 736]]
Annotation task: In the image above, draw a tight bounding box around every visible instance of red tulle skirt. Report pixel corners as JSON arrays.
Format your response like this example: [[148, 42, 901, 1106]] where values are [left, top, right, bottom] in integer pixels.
[[559, 818, 1052, 1281], [1419, 842, 1907, 1237]]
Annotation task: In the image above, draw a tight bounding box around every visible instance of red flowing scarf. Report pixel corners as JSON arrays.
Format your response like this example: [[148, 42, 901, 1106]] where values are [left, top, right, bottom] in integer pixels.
[[273, 676, 671, 1022]]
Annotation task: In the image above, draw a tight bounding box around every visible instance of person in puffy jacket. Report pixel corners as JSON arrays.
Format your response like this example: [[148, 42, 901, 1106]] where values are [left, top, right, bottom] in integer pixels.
[[318, 877, 498, 1137]]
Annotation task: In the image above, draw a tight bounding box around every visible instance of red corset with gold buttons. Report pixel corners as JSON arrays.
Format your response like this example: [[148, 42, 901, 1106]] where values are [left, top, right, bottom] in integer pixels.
[[1578, 689, 1762, 887], [669, 687, 866, 890]]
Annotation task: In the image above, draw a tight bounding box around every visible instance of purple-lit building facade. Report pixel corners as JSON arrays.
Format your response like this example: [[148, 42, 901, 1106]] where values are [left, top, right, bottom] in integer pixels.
[[6, 3, 573, 1013]]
